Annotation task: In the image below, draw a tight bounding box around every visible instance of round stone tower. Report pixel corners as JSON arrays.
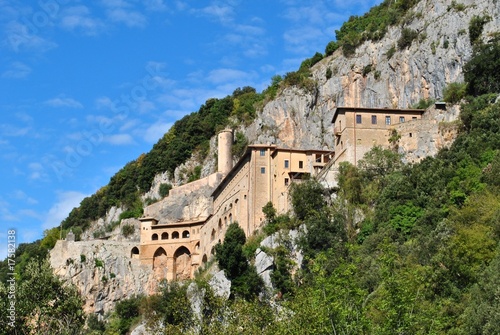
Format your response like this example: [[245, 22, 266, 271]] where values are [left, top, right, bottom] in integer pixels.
[[217, 129, 233, 174]]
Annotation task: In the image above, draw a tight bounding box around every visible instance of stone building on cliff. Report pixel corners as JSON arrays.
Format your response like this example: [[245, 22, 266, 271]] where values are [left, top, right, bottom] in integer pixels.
[[137, 106, 434, 281]]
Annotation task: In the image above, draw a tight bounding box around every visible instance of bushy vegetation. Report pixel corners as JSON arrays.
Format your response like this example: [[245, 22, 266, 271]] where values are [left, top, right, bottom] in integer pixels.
[[334, 0, 422, 56]]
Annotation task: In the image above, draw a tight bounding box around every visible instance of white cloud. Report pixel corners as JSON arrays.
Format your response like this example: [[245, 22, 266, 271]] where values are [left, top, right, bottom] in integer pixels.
[[144, 121, 173, 143], [0, 124, 30, 137], [28, 162, 47, 180], [45, 96, 84, 109], [283, 26, 325, 54], [144, 0, 168, 11], [207, 68, 253, 84], [60, 6, 106, 35], [104, 133, 135, 145], [4, 21, 58, 52], [2, 61, 31, 78], [195, 4, 234, 24], [42, 191, 87, 230], [12, 190, 38, 205], [107, 8, 147, 28]]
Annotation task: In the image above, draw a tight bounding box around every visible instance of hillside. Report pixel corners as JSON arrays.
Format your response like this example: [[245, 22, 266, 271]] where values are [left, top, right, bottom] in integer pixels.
[[1, 0, 500, 334]]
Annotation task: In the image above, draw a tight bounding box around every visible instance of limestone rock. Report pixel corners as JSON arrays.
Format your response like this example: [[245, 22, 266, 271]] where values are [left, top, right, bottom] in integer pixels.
[[208, 270, 231, 300]]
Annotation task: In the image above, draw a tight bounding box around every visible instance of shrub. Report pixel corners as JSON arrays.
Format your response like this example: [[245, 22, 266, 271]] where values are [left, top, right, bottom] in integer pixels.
[[326, 67, 333, 80], [398, 28, 419, 50], [80, 254, 86, 263], [412, 98, 435, 109], [469, 15, 491, 45], [363, 64, 373, 76], [159, 183, 172, 198], [325, 41, 339, 56], [463, 41, 500, 96], [386, 45, 396, 59], [121, 224, 135, 238], [443, 82, 467, 104], [95, 259, 104, 268]]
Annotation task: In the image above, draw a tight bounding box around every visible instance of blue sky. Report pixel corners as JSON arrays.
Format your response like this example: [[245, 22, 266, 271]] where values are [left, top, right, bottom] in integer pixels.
[[0, 0, 382, 259]]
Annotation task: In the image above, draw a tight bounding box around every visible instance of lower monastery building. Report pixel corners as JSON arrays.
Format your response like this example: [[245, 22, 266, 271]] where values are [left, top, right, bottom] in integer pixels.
[[136, 106, 427, 281]]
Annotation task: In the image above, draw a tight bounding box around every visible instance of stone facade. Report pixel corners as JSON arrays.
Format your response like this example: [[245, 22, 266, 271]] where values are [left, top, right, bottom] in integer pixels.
[[137, 130, 333, 281], [332, 107, 425, 166]]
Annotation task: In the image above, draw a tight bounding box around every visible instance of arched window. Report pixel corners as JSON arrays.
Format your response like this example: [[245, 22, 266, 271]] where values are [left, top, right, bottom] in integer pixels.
[[229, 213, 233, 224], [161, 232, 168, 240], [224, 216, 227, 227], [152, 233, 158, 241], [211, 229, 216, 241], [172, 231, 179, 239], [195, 242, 200, 250], [131, 247, 139, 258], [182, 230, 190, 238], [218, 219, 222, 232], [202, 254, 208, 264]]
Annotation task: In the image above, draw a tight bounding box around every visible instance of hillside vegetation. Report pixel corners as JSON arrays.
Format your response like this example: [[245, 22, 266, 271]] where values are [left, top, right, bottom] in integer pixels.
[[1, 0, 500, 333]]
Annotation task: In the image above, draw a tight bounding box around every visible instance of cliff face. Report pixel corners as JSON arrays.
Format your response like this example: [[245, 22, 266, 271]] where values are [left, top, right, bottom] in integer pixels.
[[50, 239, 155, 315], [247, 0, 499, 151]]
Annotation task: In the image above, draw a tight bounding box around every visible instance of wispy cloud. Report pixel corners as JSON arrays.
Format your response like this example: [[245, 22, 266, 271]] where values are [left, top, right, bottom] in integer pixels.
[[45, 96, 84, 109], [4, 21, 58, 52], [42, 191, 87, 229], [195, 4, 235, 24], [104, 133, 135, 145], [107, 8, 147, 27], [60, 6, 106, 35], [2, 61, 31, 78], [143, 121, 172, 143]]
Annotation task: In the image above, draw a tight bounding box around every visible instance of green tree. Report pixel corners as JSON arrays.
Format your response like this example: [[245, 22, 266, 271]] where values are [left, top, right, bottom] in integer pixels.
[[215, 223, 263, 300], [0, 258, 84, 335]]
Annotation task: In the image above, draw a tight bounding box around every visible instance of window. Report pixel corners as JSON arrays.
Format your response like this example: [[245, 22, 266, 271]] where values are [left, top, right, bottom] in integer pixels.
[[172, 231, 179, 239], [371, 115, 377, 124], [299, 161, 303, 169], [284, 159, 289, 168], [356, 115, 362, 124], [261, 167, 265, 174], [412, 116, 417, 120], [152, 234, 158, 241], [357, 138, 361, 144], [260, 149, 265, 156], [284, 178, 289, 186], [385, 116, 391, 125], [399, 116, 405, 123]]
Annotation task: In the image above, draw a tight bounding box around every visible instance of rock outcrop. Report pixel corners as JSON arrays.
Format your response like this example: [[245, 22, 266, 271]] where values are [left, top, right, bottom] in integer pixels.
[[50, 240, 155, 315]]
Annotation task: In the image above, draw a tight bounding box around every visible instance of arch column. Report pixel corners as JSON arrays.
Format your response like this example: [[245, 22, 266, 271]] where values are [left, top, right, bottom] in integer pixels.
[[166, 256, 175, 282]]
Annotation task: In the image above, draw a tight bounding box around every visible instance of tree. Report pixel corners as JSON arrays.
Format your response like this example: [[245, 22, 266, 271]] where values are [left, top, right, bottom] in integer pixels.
[[0, 258, 84, 335], [463, 40, 500, 96], [289, 178, 327, 221], [215, 223, 263, 300]]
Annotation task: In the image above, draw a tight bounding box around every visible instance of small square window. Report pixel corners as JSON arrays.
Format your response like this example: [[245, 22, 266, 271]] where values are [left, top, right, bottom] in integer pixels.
[[284, 160, 289, 168], [412, 116, 417, 120], [385, 116, 391, 125], [260, 149, 265, 156], [399, 116, 405, 123], [371, 115, 377, 124], [356, 115, 362, 124], [299, 161, 303, 169], [260, 167, 265, 174]]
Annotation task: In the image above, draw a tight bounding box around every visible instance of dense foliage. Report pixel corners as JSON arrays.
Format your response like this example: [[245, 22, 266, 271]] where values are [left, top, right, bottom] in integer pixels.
[[215, 222, 263, 300]]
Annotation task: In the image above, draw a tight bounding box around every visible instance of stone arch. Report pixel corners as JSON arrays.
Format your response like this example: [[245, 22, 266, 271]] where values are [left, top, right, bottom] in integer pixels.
[[153, 247, 167, 269], [218, 219, 222, 232], [210, 246, 215, 255], [172, 231, 179, 239], [229, 213, 233, 224], [161, 232, 169, 240], [173, 246, 191, 281], [224, 216, 227, 226], [182, 230, 190, 238], [202, 254, 208, 264], [152, 233, 158, 241], [131, 247, 139, 258], [195, 242, 200, 251]]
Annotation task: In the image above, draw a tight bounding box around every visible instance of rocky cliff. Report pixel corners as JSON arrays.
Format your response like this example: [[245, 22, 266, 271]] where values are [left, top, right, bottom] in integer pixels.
[[49, 0, 500, 318]]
